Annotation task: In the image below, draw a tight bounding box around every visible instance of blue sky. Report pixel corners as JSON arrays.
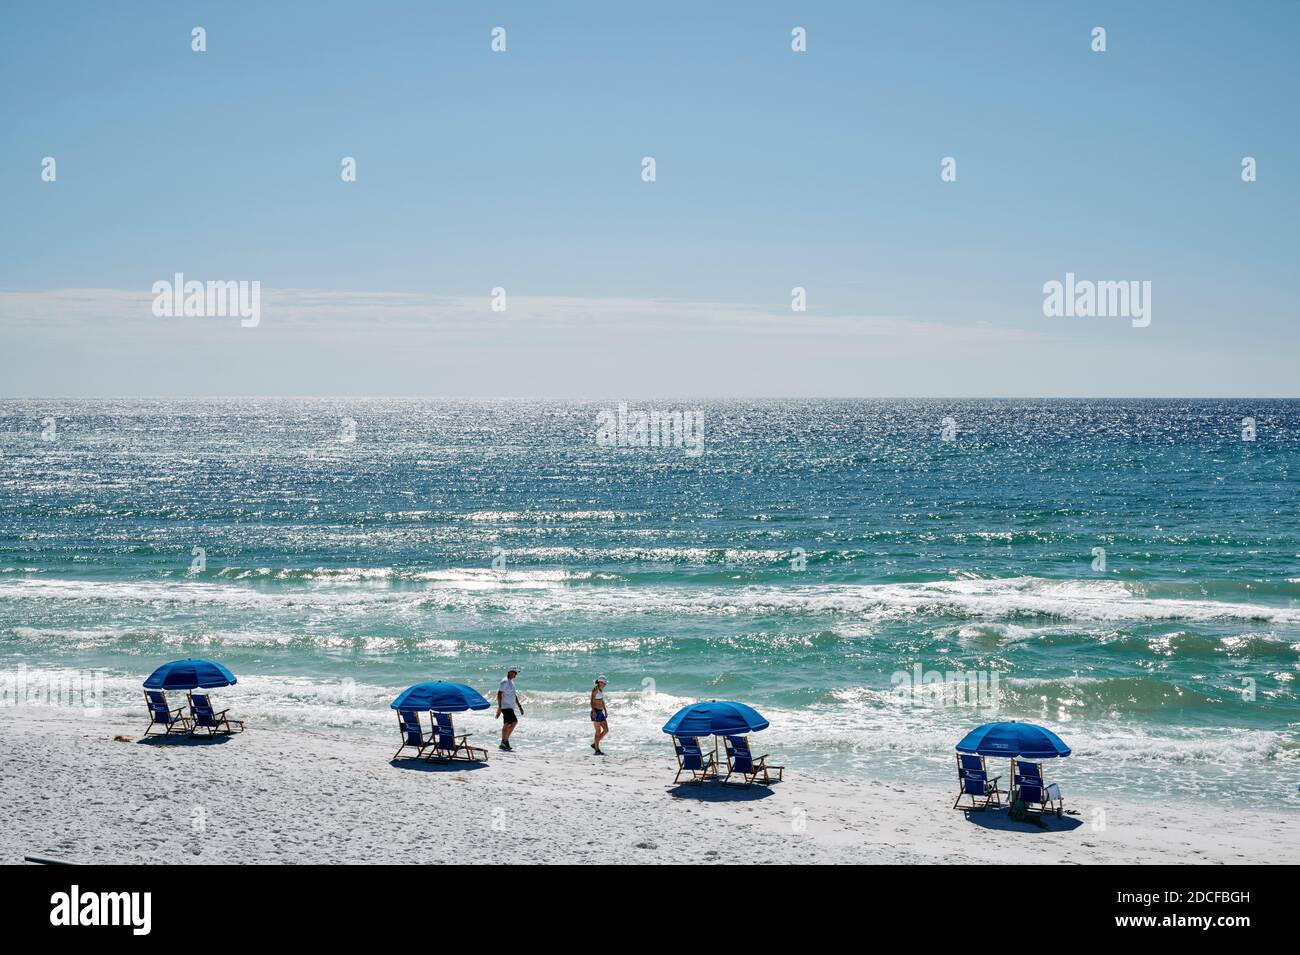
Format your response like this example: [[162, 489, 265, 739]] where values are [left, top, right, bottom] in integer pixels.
[[1, 1, 1296, 396]]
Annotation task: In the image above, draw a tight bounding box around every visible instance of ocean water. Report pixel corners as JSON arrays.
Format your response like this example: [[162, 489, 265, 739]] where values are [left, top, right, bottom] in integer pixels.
[[1, 398, 1297, 810]]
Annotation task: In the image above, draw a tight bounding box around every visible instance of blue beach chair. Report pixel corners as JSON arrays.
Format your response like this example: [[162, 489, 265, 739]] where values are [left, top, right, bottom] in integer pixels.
[[954, 753, 1004, 810], [722, 735, 784, 786], [187, 691, 245, 736], [393, 709, 434, 760], [1012, 760, 1064, 817], [672, 736, 717, 784], [430, 711, 489, 762], [143, 690, 189, 736]]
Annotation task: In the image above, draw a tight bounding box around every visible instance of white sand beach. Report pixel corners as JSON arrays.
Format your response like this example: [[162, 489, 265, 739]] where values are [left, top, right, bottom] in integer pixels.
[[2, 707, 1294, 865]]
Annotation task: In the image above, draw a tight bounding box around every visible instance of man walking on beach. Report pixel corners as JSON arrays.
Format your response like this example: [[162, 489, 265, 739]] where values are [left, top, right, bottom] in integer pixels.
[[496, 667, 523, 751]]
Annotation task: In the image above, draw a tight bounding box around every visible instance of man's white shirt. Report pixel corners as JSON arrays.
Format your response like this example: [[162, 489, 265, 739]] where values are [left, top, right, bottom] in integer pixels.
[[499, 678, 517, 709]]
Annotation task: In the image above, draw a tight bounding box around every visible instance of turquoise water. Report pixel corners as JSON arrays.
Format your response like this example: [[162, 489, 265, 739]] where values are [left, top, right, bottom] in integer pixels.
[[1, 398, 1297, 809]]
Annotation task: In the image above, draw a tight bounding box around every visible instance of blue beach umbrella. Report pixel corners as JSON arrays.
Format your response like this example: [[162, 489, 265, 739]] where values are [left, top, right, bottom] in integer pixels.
[[143, 658, 237, 690], [662, 700, 770, 739], [390, 681, 491, 713], [955, 721, 1071, 760]]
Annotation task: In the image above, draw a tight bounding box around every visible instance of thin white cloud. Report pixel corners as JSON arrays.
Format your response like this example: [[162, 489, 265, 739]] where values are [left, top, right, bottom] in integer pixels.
[[0, 287, 1047, 345]]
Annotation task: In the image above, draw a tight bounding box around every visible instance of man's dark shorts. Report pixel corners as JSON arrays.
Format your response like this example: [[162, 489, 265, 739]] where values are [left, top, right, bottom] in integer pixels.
[[501, 708, 518, 725]]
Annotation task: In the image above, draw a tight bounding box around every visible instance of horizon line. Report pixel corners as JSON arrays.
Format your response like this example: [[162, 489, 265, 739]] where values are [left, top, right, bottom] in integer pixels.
[[2, 395, 1297, 403]]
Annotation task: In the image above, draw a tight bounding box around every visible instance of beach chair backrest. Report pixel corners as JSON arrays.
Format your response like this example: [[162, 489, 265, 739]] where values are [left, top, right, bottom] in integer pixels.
[[398, 710, 423, 745], [191, 692, 215, 723], [434, 712, 455, 747], [1016, 761, 1044, 781], [146, 690, 170, 720], [725, 736, 754, 773], [1018, 781, 1046, 804], [961, 771, 989, 796], [958, 753, 985, 772], [675, 736, 703, 770]]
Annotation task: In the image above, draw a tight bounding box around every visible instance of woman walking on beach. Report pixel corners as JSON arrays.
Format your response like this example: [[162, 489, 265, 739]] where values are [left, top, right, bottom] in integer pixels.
[[590, 676, 609, 755]]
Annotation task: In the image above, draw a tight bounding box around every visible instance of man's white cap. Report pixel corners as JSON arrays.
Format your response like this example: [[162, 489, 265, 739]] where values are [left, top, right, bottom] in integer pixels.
[[507, 666, 521, 674]]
